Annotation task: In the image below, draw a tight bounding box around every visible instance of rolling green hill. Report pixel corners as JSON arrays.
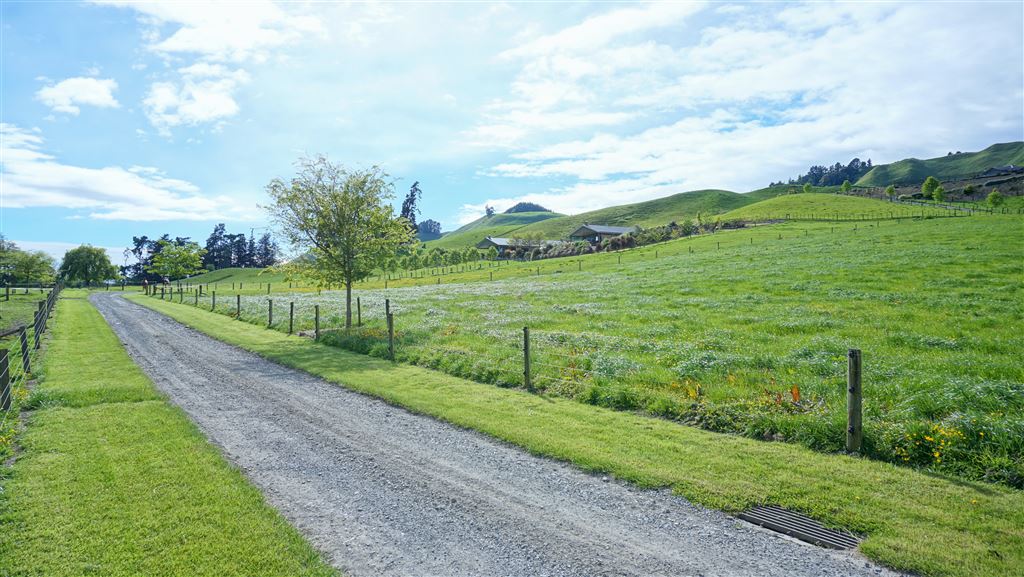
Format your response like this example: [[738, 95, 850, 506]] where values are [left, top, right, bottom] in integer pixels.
[[185, 267, 287, 286], [462, 188, 776, 245], [426, 211, 563, 249], [719, 193, 951, 221], [856, 142, 1024, 187]]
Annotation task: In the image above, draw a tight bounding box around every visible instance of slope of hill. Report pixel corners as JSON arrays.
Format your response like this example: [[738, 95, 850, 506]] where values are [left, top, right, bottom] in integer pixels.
[[425, 211, 562, 249], [720, 193, 951, 221], [856, 142, 1024, 187], [186, 267, 287, 285], [510, 189, 768, 241]]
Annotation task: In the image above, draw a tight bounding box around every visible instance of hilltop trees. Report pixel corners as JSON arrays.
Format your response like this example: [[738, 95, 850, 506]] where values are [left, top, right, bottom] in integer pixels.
[[59, 245, 119, 286], [505, 202, 550, 213], [266, 156, 413, 328], [418, 219, 442, 236], [485, 205, 496, 217], [784, 157, 872, 187]]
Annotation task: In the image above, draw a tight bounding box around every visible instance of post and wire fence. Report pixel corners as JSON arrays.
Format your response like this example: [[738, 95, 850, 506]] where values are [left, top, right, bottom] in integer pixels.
[[0, 282, 62, 428]]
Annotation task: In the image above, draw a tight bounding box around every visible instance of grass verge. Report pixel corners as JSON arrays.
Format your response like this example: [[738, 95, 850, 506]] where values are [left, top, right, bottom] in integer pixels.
[[131, 293, 1024, 577], [0, 292, 336, 577]]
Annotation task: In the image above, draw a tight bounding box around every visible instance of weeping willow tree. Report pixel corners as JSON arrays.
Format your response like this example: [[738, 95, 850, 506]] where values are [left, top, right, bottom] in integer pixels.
[[266, 156, 413, 328]]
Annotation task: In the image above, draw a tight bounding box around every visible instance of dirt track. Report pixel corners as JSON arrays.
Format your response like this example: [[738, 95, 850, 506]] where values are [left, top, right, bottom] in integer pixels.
[[92, 294, 896, 577]]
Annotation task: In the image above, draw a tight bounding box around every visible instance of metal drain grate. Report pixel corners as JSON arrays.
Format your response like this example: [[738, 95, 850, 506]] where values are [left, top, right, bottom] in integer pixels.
[[737, 505, 861, 550]]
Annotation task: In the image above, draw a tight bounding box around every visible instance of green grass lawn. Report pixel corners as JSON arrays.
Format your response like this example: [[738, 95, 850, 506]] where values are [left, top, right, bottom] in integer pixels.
[[164, 214, 1024, 489], [131, 293, 1024, 577], [719, 192, 953, 220], [0, 291, 336, 577]]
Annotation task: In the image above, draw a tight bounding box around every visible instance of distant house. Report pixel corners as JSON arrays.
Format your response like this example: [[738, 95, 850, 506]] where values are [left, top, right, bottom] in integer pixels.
[[568, 224, 637, 244], [475, 236, 556, 258], [978, 165, 1024, 179]]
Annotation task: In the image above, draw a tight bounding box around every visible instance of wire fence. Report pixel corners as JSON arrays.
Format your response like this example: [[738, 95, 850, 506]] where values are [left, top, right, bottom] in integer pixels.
[[0, 282, 62, 429]]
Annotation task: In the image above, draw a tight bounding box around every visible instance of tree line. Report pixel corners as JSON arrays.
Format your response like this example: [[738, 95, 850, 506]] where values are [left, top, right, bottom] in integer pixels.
[[0, 236, 55, 286], [770, 158, 873, 187]]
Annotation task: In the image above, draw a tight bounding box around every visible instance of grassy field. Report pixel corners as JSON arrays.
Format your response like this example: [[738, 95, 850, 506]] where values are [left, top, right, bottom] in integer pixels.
[[857, 142, 1024, 187], [132, 293, 1024, 577], [161, 213, 1024, 488], [0, 292, 336, 577], [719, 193, 955, 221], [425, 211, 563, 249]]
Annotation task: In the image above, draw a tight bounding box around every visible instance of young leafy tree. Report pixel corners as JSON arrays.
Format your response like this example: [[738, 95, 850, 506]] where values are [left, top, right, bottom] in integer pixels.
[[840, 179, 852, 193], [486, 246, 499, 261], [59, 245, 119, 286], [11, 251, 55, 285], [922, 176, 940, 198], [266, 156, 413, 328], [932, 185, 945, 202], [987, 189, 1005, 207], [962, 184, 977, 197], [885, 184, 896, 199], [802, 183, 812, 194], [146, 240, 207, 280]]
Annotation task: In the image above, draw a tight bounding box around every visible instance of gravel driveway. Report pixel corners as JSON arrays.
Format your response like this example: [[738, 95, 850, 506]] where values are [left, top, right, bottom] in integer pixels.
[[92, 294, 897, 577]]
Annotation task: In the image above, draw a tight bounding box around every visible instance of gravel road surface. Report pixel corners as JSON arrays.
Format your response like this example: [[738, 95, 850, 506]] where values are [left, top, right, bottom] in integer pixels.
[[92, 294, 897, 577]]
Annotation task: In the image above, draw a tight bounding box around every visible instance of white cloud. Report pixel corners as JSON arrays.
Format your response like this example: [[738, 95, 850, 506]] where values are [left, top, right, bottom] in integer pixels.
[[0, 124, 257, 222], [465, 1, 1023, 218], [96, 1, 322, 135], [143, 66, 251, 134], [467, 2, 705, 147], [35, 77, 120, 115]]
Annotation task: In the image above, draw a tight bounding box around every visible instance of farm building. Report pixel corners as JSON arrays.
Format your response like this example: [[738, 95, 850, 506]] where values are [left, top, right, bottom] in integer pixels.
[[978, 165, 1024, 178], [475, 236, 557, 258], [568, 224, 637, 244]]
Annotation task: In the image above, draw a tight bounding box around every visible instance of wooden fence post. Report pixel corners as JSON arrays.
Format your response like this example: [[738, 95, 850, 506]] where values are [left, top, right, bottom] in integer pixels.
[[387, 313, 395, 360], [289, 302, 294, 334], [19, 328, 30, 374], [212, 291, 216, 311], [385, 298, 390, 317], [236, 294, 241, 319], [0, 349, 9, 411], [847, 349, 863, 453], [268, 299, 273, 327], [357, 297, 361, 327], [314, 305, 320, 341], [194, 290, 199, 306], [523, 326, 532, 391]]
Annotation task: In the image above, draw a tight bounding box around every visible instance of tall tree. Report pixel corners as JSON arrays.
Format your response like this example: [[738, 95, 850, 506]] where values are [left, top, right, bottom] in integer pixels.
[[922, 176, 940, 197], [400, 181, 422, 230], [146, 240, 207, 280], [266, 156, 414, 328], [255, 232, 279, 267], [59, 245, 119, 286], [204, 223, 227, 270]]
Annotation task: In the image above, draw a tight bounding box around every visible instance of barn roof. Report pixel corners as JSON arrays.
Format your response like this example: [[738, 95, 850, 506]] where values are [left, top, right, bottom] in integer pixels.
[[570, 224, 637, 236], [476, 236, 559, 249]]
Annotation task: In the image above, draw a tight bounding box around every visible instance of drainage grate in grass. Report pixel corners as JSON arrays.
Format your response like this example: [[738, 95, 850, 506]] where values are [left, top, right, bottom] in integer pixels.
[[738, 505, 861, 550]]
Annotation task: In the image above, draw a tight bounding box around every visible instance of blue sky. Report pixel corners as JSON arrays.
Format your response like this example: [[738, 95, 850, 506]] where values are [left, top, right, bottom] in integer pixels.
[[1, 1, 1021, 263]]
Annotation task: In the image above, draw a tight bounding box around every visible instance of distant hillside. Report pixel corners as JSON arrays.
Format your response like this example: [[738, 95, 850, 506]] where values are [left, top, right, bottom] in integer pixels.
[[512, 189, 767, 240], [719, 193, 950, 221], [186, 267, 287, 285], [426, 211, 562, 249], [856, 142, 1024, 187]]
